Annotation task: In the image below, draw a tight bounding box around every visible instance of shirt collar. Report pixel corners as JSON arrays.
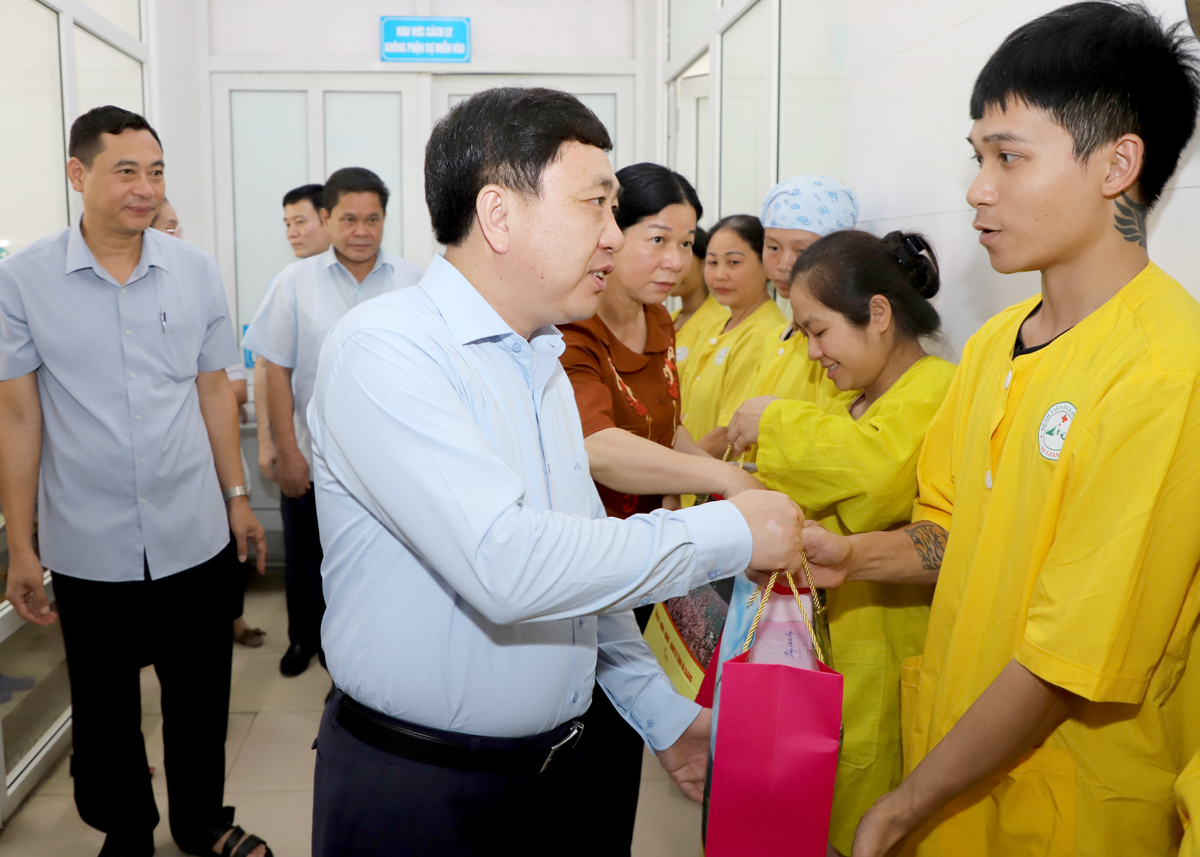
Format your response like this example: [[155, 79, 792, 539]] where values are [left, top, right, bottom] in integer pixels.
[[320, 245, 392, 279], [65, 216, 171, 282], [423, 254, 524, 346]]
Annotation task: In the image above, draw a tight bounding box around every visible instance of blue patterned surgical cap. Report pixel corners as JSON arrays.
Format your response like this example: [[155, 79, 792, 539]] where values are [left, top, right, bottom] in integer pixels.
[[760, 175, 859, 235]]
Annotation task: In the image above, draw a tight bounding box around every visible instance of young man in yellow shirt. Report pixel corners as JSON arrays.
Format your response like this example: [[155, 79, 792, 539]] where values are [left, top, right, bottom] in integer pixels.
[[798, 4, 1200, 854]]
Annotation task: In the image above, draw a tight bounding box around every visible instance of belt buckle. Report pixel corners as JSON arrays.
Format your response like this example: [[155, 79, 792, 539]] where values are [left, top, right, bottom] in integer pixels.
[[539, 720, 585, 773]]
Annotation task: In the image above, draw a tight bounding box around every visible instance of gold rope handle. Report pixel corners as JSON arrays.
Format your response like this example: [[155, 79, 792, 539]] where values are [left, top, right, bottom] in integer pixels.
[[739, 557, 829, 665]]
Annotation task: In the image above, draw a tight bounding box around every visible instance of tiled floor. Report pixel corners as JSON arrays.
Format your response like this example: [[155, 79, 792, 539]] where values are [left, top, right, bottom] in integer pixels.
[[0, 578, 702, 856]]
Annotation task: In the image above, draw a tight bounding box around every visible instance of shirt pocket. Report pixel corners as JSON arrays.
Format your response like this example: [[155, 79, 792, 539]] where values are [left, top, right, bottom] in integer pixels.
[[940, 746, 1076, 856], [561, 451, 591, 481], [160, 322, 202, 381], [833, 639, 887, 770]]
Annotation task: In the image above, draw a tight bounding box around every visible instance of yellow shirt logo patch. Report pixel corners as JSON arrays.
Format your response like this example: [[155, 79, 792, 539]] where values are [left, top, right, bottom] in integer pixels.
[[1038, 401, 1076, 461]]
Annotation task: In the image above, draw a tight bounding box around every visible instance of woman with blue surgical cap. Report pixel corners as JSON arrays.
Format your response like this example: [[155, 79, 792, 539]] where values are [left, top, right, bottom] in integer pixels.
[[718, 176, 861, 434]]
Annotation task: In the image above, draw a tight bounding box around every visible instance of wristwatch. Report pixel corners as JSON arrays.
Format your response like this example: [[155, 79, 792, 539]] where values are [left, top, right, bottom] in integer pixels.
[[222, 485, 250, 502]]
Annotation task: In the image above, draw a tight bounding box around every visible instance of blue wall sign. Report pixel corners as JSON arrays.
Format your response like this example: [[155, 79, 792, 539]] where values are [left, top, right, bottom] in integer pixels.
[[380, 16, 470, 63]]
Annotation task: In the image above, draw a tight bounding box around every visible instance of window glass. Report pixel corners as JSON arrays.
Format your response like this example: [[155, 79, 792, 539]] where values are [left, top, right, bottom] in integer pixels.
[[778, 0, 848, 182], [324, 92, 404, 258], [231, 91, 308, 329], [669, 0, 709, 62], [75, 25, 143, 116], [719, 0, 771, 217], [78, 0, 140, 39], [0, 0, 68, 255]]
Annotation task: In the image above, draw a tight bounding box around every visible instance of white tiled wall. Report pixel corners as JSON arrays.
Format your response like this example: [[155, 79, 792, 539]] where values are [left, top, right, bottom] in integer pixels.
[[843, 0, 1200, 355]]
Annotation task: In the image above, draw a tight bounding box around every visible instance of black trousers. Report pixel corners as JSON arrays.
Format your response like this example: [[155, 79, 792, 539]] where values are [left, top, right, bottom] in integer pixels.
[[313, 692, 596, 857], [52, 542, 236, 852], [281, 488, 325, 652]]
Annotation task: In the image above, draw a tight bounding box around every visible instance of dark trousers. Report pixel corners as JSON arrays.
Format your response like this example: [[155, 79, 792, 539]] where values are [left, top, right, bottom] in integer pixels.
[[313, 692, 591, 857], [281, 488, 324, 652], [52, 542, 236, 852]]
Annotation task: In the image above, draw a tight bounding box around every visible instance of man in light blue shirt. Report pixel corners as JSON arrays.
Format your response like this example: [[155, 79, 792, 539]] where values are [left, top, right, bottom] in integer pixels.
[[0, 107, 271, 857], [242, 168, 422, 677], [308, 87, 805, 856]]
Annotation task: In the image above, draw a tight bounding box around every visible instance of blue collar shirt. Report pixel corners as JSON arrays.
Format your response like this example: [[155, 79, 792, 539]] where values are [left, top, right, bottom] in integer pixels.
[[241, 246, 423, 466], [308, 255, 753, 748], [0, 220, 239, 581]]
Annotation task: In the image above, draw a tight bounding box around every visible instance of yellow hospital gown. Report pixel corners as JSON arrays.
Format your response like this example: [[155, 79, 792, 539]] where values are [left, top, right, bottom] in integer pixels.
[[679, 298, 784, 442], [754, 354, 956, 854], [904, 263, 1200, 856], [673, 294, 728, 377]]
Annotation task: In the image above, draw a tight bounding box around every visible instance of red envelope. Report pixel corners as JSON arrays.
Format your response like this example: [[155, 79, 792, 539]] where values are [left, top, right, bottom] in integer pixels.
[[706, 652, 843, 856]]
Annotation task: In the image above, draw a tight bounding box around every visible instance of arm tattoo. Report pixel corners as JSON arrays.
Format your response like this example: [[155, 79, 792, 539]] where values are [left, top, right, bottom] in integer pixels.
[[1114, 193, 1147, 248], [905, 521, 948, 571]]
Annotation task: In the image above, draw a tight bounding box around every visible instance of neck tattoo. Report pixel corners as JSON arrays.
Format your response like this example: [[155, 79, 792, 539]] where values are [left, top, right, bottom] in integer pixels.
[[1114, 192, 1147, 248]]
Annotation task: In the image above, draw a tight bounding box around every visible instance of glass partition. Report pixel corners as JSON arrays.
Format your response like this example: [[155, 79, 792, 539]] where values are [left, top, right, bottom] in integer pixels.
[[719, 0, 771, 217], [778, 0, 848, 182], [0, 0, 69, 256], [75, 24, 143, 115], [231, 91, 308, 330], [669, 0, 710, 62]]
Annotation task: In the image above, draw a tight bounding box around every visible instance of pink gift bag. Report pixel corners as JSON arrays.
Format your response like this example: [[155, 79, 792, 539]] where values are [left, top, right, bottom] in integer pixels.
[[706, 570, 843, 856]]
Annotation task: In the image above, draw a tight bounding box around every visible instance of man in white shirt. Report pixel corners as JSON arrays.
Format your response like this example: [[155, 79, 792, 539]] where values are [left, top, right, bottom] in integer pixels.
[[307, 87, 804, 855], [241, 168, 422, 677]]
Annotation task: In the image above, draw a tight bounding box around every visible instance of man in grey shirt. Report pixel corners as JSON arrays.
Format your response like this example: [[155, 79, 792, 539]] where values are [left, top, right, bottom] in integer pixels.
[[0, 107, 270, 857]]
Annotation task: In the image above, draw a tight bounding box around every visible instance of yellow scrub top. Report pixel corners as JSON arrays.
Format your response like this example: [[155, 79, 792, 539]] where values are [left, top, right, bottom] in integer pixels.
[[673, 294, 728, 377], [679, 298, 784, 442], [905, 263, 1200, 856], [755, 354, 956, 854], [720, 321, 852, 460]]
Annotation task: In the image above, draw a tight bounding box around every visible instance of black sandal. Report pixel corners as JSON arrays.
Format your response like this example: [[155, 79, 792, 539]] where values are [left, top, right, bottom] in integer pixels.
[[218, 825, 273, 857]]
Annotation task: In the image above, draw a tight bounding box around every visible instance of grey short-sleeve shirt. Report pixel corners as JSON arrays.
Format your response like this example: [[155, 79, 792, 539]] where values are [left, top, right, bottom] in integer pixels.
[[0, 220, 239, 581]]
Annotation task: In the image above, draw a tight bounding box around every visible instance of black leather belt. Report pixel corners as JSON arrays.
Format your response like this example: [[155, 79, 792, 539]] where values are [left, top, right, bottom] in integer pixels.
[[336, 693, 585, 774]]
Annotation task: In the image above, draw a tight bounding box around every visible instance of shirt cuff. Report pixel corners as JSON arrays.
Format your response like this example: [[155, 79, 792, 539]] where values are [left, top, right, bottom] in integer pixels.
[[604, 669, 702, 752], [677, 499, 753, 590]]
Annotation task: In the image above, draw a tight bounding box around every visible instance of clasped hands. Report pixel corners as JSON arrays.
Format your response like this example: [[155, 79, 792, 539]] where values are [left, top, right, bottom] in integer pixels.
[[729, 485, 854, 589]]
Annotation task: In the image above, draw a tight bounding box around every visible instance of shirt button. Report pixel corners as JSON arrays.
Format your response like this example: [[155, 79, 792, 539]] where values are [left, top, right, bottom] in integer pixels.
[[511, 342, 521, 352], [134, 414, 142, 420], [1004, 370, 1012, 389], [140, 498, 147, 505], [985, 470, 993, 489], [125, 330, 131, 336], [578, 617, 584, 626], [572, 692, 579, 703], [139, 457, 145, 463], [709, 337, 718, 345], [778, 348, 785, 355], [708, 570, 719, 580], [637, 597, 651, 607], [120, 288, 126, 295], [647, 719, 655, 727], [129, 372, 136, 378]]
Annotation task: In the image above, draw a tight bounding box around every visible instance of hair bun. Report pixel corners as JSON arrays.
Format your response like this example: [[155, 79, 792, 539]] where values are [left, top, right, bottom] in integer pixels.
[[885, 231, 940, 299]]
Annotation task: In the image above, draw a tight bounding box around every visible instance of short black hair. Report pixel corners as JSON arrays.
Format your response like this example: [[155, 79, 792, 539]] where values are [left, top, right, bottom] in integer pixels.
[[793, 230, 941, 339], [708, 214, 764, 260], [691, 225, 710, 261], [613, 163, 702, 231], [283, 183, 324, 211], [322, 168, 389, 213], [970, 1, 1200, 207], [69, 105, 162, 169], [425, 87, 613, 246]]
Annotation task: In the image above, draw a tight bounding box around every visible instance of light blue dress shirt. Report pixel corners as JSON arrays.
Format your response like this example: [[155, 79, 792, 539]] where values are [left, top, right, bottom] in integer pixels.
[[308, 255, 753, 749], [0, 220, 238, 581], [241, 247, 423, 466]]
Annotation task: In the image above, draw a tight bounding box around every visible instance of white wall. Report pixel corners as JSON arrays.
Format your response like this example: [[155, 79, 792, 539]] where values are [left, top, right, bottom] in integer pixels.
[[208, 0, 635, 58], [841, 0, 1200, 356]]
